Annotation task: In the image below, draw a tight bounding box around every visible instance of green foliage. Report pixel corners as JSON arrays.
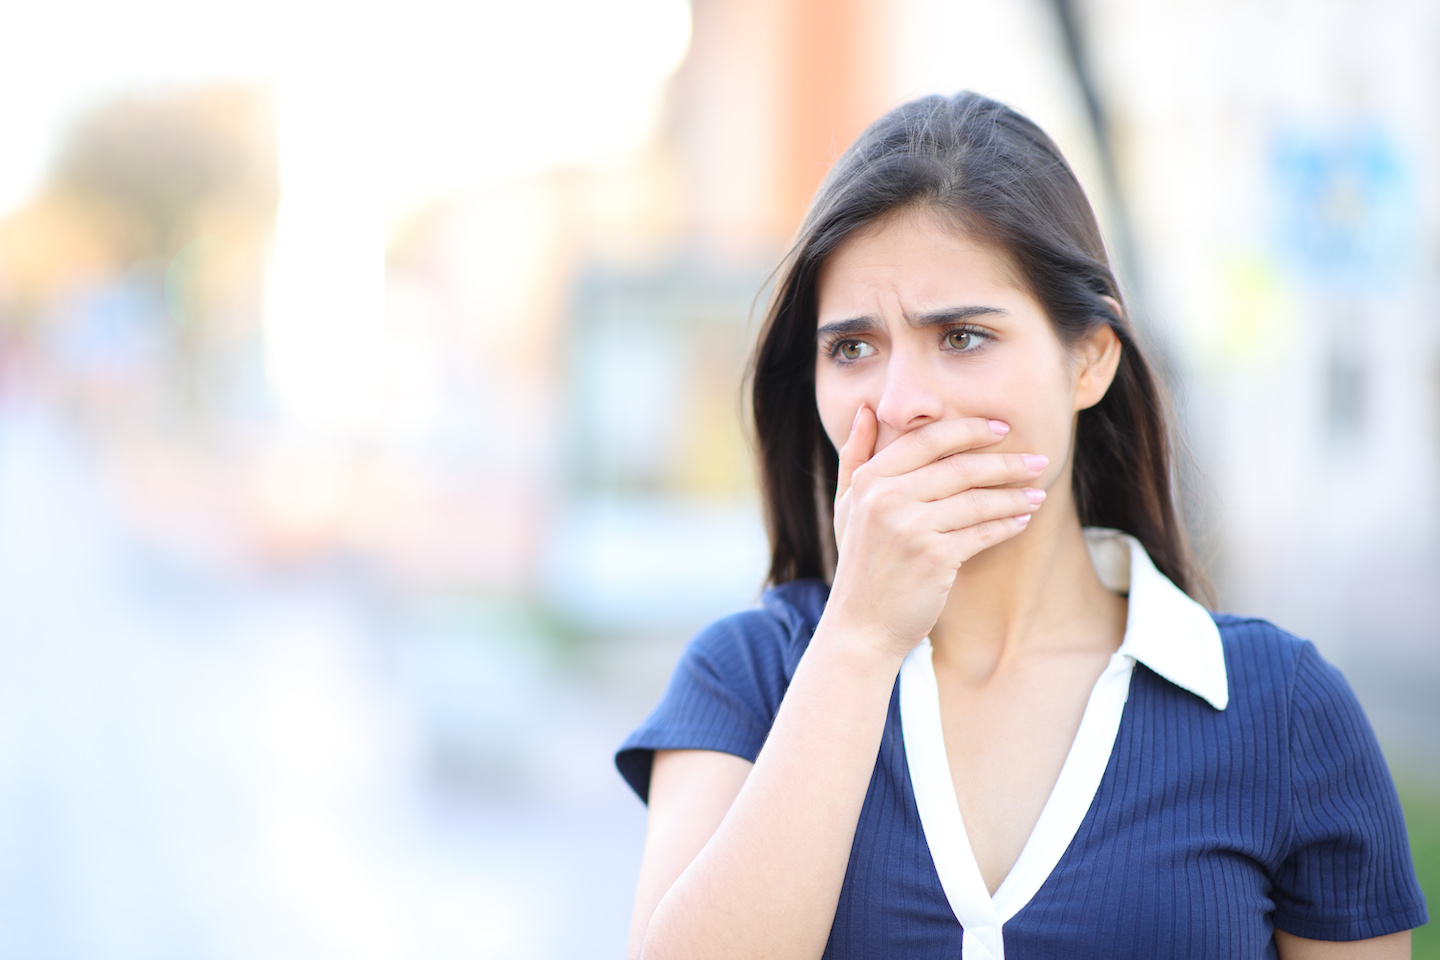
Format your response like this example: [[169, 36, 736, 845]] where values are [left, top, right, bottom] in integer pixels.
[[1399, 780, 1440, 959]]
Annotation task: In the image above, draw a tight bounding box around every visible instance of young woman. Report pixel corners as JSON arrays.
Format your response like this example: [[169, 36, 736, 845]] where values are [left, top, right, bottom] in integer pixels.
[[615, 92, 1427, 960]]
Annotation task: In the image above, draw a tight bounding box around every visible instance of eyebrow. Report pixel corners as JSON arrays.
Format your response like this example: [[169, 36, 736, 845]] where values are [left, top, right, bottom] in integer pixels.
[[815, 305, 1010, 340]]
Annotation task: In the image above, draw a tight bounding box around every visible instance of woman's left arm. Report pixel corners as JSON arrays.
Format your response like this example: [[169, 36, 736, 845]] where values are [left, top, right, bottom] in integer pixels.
[[1275, 929, 1411, 959]]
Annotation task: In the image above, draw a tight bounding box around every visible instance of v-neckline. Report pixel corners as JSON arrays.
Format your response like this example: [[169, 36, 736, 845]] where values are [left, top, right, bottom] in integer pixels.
[[899, 638, 1137, 960]]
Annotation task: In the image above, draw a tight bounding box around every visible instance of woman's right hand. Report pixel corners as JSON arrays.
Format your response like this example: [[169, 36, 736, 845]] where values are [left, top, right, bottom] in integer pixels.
[[825, 405, 1048, 660], [638, 412, 1041, 960]]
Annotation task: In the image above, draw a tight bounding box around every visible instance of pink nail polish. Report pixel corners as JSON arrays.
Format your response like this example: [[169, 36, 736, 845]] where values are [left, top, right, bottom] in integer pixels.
[[1022, 454, 1048, 472], [989, 420, 1010, 436], [851, 405, 865, 433], [1014, 513, 1032, 528], [1024, 487, 1046, 505]]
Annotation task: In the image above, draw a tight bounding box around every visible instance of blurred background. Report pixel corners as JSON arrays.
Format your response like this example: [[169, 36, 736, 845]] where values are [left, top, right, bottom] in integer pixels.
[[0, 0, 1436, 956]]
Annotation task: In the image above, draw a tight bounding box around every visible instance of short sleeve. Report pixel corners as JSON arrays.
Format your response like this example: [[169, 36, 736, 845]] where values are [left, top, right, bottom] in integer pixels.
[[1271, 642, 1429, 940], [614, 583, 824, 802]]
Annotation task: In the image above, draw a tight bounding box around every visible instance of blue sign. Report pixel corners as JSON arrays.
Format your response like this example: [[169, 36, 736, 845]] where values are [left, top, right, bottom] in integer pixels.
[[1271, 124, 1416, 294]]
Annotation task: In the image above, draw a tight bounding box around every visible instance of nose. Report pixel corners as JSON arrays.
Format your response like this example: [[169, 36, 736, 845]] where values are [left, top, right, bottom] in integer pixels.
[[873, 348, 945, 435]]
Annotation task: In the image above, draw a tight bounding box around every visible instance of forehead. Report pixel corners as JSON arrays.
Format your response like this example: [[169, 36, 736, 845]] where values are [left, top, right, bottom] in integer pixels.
[[815, 210, 1029, 321]]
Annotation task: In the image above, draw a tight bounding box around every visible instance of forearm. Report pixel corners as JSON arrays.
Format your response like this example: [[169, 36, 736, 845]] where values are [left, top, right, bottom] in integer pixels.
[[638, 624, 904, 960]]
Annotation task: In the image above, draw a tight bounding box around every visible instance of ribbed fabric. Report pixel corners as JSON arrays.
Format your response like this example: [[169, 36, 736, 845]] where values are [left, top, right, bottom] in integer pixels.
[[616, 581, 1429, 958]]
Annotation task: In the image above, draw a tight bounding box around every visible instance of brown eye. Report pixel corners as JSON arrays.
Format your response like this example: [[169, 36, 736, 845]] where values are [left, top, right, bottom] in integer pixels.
[[828, 339, 875, 363], [947, 329, 986, 351]]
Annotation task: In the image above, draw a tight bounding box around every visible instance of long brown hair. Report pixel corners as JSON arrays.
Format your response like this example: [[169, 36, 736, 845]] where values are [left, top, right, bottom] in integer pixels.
[[749, 92, 1210, 601]]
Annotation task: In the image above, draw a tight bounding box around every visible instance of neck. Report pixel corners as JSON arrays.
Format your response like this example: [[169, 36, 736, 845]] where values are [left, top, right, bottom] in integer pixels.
[[928, 488, 1126, 684]]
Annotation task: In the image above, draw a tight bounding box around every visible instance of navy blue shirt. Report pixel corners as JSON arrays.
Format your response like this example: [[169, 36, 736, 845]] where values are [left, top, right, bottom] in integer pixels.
[[617, 567, 1428, 958]]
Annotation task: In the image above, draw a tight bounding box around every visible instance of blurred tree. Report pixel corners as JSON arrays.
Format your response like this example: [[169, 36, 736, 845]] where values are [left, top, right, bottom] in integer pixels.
[[48, 87, 277, 263], [0, 87, 278, 434]]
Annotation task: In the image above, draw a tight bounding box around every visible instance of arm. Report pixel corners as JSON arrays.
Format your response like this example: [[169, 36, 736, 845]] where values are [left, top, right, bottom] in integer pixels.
[[1272, 643, 1428, 948], [628, 411, 1046, 960], [632, 633, 906, 960], [1275, 930, 1411, 959], [628, 750, 753, 960]]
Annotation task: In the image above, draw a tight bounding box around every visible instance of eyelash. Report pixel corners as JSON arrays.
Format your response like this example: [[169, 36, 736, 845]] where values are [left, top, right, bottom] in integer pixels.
[[819, 337, 869, 363], [821, 324, 992, 363], [943, 324, 991, 353]]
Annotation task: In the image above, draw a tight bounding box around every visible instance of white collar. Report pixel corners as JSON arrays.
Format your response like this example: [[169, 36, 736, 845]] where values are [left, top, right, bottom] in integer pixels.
[[1083, 527, 1228, 711], [898, 528, 1226, 959]]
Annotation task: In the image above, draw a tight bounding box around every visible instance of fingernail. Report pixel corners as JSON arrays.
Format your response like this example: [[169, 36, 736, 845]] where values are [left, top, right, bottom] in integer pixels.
[[988, 420, 1010, 436], [852, 405, 866, 433], [1014, 513, 1031, 528], [1022, 454, 1049, 472], [1024, 487, 1046, 505]]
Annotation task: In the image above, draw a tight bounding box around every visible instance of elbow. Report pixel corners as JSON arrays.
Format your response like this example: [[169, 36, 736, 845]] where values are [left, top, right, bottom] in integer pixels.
[[631, 911, 701, 960]]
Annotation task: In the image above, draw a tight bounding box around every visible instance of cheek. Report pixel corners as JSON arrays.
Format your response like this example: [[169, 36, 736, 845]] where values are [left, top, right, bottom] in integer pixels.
[[814, 367, 858, 452], [988, 362, 1077, 459]]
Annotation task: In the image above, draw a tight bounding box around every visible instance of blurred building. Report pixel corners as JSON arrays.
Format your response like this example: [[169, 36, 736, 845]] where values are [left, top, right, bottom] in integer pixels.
[[1077, 0, 1440, 766]]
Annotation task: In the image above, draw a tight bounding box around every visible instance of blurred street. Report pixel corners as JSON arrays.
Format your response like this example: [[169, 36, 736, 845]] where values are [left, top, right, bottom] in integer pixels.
[[1, 0, 1438, 955], [0, 399, 648, 959]]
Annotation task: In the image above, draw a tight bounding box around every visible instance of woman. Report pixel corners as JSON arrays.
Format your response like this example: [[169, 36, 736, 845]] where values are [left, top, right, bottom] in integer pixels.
[[615, 92, 1427, 959]]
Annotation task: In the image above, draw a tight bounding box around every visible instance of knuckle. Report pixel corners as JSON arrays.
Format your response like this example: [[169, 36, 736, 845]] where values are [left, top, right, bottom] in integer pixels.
[[945, 454, 978, 485], [896, 508, 923, 537], [966, 487, 1000, 517], [962, 417, 992, 445], [973, 519, 1006, 546], [985, 487, 1027, 516], [987, 516, 1014, 538]]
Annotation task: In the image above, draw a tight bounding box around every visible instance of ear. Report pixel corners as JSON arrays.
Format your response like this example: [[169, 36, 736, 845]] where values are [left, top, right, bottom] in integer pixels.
[[1072, 298, 1124, 411]]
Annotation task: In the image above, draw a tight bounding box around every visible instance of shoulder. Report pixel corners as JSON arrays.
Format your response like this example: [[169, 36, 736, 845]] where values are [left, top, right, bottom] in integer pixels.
[[686, 578, 829, 683], [1208, 612, 1358, 717], [1207, 612, 1396, 812], [1213, 620, 1433, 937], [759, 578, 830, 660], [614, 579, 830, 801], [1208, 612, 1322, 706], [1209, 610, 1309, 658]]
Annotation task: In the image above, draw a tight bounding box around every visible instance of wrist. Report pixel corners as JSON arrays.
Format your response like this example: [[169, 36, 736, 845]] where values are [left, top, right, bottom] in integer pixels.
[[807, 613, 913, 677]]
